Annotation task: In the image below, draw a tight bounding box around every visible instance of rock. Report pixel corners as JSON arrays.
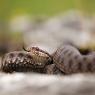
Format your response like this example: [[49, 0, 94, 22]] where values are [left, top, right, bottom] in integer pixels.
[[0, 73, 95, 95]]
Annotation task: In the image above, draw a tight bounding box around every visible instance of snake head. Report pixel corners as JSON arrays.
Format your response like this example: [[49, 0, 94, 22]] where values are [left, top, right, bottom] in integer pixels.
[[23, 45, 53, 66]]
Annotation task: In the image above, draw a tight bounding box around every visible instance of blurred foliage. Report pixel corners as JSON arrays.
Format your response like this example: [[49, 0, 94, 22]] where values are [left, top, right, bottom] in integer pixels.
[[9, 31, 23, 42], [0, 0, 95, 20], [0, 0, 75, 20], [75, 0, 95, 15]]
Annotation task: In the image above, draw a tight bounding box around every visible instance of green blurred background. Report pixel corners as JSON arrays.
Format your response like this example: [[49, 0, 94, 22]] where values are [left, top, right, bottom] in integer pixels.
[[0, 0, 95, 55], [0, 0, 95, 19]]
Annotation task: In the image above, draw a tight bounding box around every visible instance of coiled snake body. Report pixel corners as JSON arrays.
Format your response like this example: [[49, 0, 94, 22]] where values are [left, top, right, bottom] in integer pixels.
[[53, 45, 95, 74], [1, 45, 95, 74], [1, 47, 52, 73]]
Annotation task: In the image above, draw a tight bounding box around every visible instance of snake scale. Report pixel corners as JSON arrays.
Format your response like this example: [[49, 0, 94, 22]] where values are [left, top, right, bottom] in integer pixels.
[[1, 44, 95, 74]]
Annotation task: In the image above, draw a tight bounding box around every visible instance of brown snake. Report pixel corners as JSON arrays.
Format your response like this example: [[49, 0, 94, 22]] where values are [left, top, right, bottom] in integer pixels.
[[1, 45, 95, 74], [1, 46, 52, 73], [53, 45, 95, 74]]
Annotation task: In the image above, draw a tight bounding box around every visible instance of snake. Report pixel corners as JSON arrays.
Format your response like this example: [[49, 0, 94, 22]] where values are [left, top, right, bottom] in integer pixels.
[[1, 44, 95, 74], [53, 45, 95, 74], [1, 46, 52, 73]]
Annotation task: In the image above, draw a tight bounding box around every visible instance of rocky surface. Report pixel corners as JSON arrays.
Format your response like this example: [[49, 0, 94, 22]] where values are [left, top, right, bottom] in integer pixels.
[[0, 73, 95, 95]]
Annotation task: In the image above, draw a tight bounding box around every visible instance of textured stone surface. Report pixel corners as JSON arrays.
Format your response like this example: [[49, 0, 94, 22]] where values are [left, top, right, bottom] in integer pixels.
[[0, 73, 95, 95]]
